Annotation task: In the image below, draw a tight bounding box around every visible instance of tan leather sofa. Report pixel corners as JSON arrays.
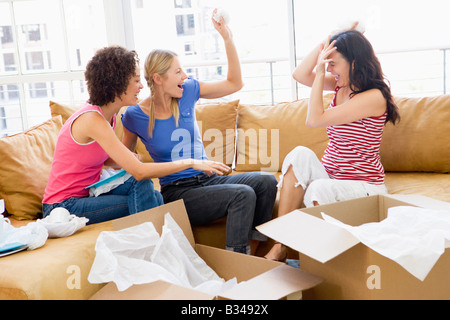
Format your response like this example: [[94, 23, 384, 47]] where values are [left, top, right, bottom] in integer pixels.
[[0, 94, 448, 299]]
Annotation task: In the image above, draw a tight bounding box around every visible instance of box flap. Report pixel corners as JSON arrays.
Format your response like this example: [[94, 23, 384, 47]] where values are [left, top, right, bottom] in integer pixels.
[[257, 210, 360, 263], [111, 200, 195, 247], [90, 281, 214, 300], [386, 194, 450, 211], [219, 264, 323, 300]]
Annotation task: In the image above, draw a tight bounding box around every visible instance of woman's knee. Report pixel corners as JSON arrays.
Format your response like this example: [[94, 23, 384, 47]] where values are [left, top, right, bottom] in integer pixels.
[[232, 185, 257, 204], [290, 146, 316, 161], [251, 172, 278, 195]]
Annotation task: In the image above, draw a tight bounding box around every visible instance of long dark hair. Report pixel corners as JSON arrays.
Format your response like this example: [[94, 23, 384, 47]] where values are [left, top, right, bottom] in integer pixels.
[[330, 30, 400, 125]]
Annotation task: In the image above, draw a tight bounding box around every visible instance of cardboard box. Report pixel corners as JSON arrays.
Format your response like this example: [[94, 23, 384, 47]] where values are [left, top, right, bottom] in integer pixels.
[[90, 200, 322, 300], [257, 195, 450, 300]]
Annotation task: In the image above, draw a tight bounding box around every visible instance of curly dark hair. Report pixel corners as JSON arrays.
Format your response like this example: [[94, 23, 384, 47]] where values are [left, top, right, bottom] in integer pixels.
[[85, 46, 139, 106]]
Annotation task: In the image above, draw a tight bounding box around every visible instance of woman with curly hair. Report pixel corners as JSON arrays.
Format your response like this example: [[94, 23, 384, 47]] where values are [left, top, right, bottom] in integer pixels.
[[43, 46, 230, 224]]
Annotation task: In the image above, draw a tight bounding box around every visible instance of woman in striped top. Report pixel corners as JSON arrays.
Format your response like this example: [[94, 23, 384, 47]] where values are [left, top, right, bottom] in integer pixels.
[[265, 25, 400, 261]]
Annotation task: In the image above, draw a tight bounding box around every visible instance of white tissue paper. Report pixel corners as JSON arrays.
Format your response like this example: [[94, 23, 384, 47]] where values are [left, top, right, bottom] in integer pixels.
[[37, 213, 89, 239], [321, 206, 450, 281], [0, 216, 48, 251], [213, 8, 230, 24], [89, 168, 132, 197], [336, 19, 366, 33], [88, 213, 237, 295]]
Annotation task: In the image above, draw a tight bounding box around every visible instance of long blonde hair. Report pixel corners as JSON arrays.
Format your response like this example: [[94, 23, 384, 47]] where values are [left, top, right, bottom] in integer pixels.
[[144, 49, 180, 137]]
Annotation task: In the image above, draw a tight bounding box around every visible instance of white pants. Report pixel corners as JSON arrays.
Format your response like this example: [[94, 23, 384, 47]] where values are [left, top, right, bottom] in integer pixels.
[[278, 146, 388, 208]]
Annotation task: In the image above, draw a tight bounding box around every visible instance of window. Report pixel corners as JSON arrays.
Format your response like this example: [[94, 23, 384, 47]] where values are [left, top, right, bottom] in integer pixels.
[[293, 0, 450, 98], [130, 0, 291, 104], [22, 24, 42, 42], [2, 0, 449, 137], [1, 26, 14, 46], [174, 0, 192, 9], [3, 53, 15, 72], [0, 0, 107, 137]]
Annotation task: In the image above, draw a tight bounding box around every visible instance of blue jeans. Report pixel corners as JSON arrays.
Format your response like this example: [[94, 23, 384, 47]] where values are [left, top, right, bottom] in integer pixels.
[[43, 177, 163, 225], [161, 172, 278, 254]]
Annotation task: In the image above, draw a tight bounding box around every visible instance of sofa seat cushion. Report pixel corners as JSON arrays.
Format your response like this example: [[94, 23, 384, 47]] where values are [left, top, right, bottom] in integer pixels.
[[0, 219, 113, 300], [385, 172, 450, 203]]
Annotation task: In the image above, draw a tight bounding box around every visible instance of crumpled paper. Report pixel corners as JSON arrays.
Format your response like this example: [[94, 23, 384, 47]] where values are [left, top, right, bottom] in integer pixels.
[[321, 206, 450, 281], [88, 213, 237, 295], [37, 215, 89, 239], [0, 217, 48, 251], [89, 168, 132, 197]]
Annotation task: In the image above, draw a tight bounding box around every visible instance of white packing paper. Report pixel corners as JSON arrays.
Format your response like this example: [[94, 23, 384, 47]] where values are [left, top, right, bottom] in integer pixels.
[[321, 206, 450, 281], [89, 168, 133, 197], [0, 217, 48, 251], [37, 215, 89, 238], [88, 213, 237, 295]]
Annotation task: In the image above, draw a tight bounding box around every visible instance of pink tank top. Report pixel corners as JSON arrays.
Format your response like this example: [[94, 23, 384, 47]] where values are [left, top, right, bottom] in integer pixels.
[[43, 103, 116, 204]]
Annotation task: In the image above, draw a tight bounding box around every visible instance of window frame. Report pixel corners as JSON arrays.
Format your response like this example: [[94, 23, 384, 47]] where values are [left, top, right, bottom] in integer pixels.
[[0, 0, 298, 136], [3, 0, 448, 136], [0, 0, 129, 134]]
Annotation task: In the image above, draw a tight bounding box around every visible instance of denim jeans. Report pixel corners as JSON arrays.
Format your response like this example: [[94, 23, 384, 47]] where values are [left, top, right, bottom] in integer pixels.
[[161, 172, 278, 254], [43, 177, 163, 225]]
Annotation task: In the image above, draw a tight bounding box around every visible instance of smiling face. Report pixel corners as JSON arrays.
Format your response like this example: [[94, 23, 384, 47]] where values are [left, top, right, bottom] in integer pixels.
[[119, 66, 144, 106], [327, 51, 351, 88], [160, 56, 188, 98]]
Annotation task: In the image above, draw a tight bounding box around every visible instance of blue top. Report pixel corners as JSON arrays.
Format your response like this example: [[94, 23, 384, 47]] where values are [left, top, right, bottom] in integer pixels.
[[121, 77, 208, 186]]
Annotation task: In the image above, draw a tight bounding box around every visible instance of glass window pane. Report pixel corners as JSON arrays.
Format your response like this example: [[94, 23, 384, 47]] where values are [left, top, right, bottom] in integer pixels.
[[379, 51, 444, 97], [0, 84, 23, 137], [14, 0, 67, 73], [293, 0, 450, 98], [0, 2, 19, 75], [130, 0, 291, 104], [72, 79, 89, 104], [63, 0, 108, 71], [24, 81, 70, 128]]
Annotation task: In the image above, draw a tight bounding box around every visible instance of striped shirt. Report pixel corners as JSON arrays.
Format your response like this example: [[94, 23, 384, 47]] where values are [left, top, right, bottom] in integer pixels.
[[321, 87, 387, 185]]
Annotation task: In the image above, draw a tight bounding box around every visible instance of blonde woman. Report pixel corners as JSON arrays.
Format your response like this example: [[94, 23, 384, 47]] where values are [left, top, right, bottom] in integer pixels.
[[43, 46, 228, 225], [122, 11, 277, 254]]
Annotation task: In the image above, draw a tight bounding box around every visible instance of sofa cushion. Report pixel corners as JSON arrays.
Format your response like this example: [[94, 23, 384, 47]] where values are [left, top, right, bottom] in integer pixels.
[[385, 172, 450, 203], [195, 100, 239, 167], [235, 95, 333, 172], [381, 95, 450, 173], [49, 100, 82, 123], [115, 106, 154, 163], [50, 100, 239, 167], [50, 101, 154, 163], [0, 116, 63, 220]]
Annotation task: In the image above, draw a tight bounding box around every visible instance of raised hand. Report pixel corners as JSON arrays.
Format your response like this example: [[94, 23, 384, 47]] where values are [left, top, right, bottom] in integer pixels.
[[211, 8, 232, 42], [316, 36, 337, 73]]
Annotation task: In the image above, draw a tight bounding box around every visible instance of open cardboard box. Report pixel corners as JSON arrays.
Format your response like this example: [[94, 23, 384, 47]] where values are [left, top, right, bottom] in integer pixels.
[[90, 200, 322, 300], [257, 194, 450, 300]]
